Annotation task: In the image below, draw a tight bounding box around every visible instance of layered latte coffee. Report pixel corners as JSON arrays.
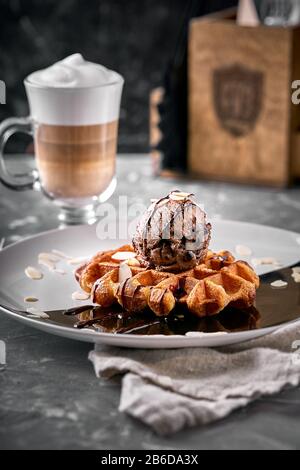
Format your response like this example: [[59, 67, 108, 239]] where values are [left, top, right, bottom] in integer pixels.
[[35, 121, 118, 199], [0, 54, 123, 224], [25, 54, 123, 201]]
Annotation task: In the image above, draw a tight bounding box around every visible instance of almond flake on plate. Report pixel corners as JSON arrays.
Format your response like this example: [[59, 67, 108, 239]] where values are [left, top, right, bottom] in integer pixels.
[[71, 291, 90, 301], [112, 251, 137, 261], [52, 268, 66, 275], [26, 307, 49, 319], [38, 258, 56, 270], [25, 266, 43, 280], [67, 257, 88, 266], [270, 280, 288, 289], [235, 244, 252, 256], [292, 272, 300, 283], [38, 252, 60, 263], [119, 262, 132, 283], [251, 257, 281, 267]]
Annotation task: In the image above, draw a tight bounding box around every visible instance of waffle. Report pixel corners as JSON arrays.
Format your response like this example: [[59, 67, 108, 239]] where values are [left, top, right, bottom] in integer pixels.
[[75, 246, 259, 318], [75, 245, 144, 292]]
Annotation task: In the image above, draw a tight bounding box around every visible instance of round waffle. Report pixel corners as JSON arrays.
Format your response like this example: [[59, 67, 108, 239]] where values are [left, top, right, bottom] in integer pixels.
[[75, 246, 259, 318]]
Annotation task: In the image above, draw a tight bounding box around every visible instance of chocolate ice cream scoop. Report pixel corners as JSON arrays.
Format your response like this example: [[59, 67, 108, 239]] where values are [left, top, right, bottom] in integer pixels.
[[132, 191, 211, 272]]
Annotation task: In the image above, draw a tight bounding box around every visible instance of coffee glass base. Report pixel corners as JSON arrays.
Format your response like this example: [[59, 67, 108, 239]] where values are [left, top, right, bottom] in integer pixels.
[[58, 204, 98, 226], [54, 176, 117, 227]]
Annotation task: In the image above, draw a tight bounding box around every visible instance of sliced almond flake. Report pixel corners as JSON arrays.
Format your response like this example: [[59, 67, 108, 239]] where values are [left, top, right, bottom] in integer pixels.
[[235, 244, 252, 257], [112, 251, 137, 261], [270, 280, 288, 289], [292, 272, 300, 283], [38, 252, 60, 263], [171, 191, 193, 198], [127, 257, 141, 267], [24, 296, 39, 303], [25, 266, 43, 280], [71, 291, 90, 301], [52, 268, 66, 275], [67, 257, 88, 266], [169, 196, 185, 202], [169, 194, 190, 202], [52, 249, 72, 260], [251, 257, 281, 267], [119, 262, 132, 283], [38, 258, 56, 270], [26, 307, 49, 319], [292, 267, 300, 274]]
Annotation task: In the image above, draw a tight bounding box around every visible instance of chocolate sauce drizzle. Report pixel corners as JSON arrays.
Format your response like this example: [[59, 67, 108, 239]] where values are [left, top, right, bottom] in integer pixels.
[[63, 303, 260, 335]]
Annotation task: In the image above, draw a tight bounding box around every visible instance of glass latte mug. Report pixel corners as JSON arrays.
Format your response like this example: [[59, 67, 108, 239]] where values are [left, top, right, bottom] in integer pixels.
[[0, 60, 124, 225]]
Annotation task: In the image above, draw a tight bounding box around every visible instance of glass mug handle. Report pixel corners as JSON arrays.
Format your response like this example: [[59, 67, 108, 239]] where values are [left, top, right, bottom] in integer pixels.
[[0, 116, 39, 190]]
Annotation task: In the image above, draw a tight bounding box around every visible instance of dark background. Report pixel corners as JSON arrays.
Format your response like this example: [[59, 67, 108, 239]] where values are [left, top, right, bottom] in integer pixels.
[[0, 0, 237, 153]]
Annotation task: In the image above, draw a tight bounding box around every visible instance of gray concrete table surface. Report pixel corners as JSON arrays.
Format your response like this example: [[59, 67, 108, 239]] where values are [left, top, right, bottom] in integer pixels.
[[1, 154, 300, 450]]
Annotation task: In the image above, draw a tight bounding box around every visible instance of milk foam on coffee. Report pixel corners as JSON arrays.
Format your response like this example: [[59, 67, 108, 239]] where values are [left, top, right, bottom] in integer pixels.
[[27, 53, 119, 88], [25, 54, 124, 125]]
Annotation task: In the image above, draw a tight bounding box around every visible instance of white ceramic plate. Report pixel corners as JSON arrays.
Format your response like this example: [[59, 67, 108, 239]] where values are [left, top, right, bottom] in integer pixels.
[[0, 220, 300, 348]]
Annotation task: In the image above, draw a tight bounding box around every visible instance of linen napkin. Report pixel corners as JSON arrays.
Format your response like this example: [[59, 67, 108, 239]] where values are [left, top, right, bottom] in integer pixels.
[[89, 322, 300, 435]]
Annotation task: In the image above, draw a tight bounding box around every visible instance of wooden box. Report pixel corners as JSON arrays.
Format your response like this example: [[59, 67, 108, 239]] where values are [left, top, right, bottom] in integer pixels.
[[188, 9, 300, 186]]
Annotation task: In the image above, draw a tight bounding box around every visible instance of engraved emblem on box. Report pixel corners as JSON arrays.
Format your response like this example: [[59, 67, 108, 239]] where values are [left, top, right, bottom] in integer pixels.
[[213, 64, 263, 137]]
